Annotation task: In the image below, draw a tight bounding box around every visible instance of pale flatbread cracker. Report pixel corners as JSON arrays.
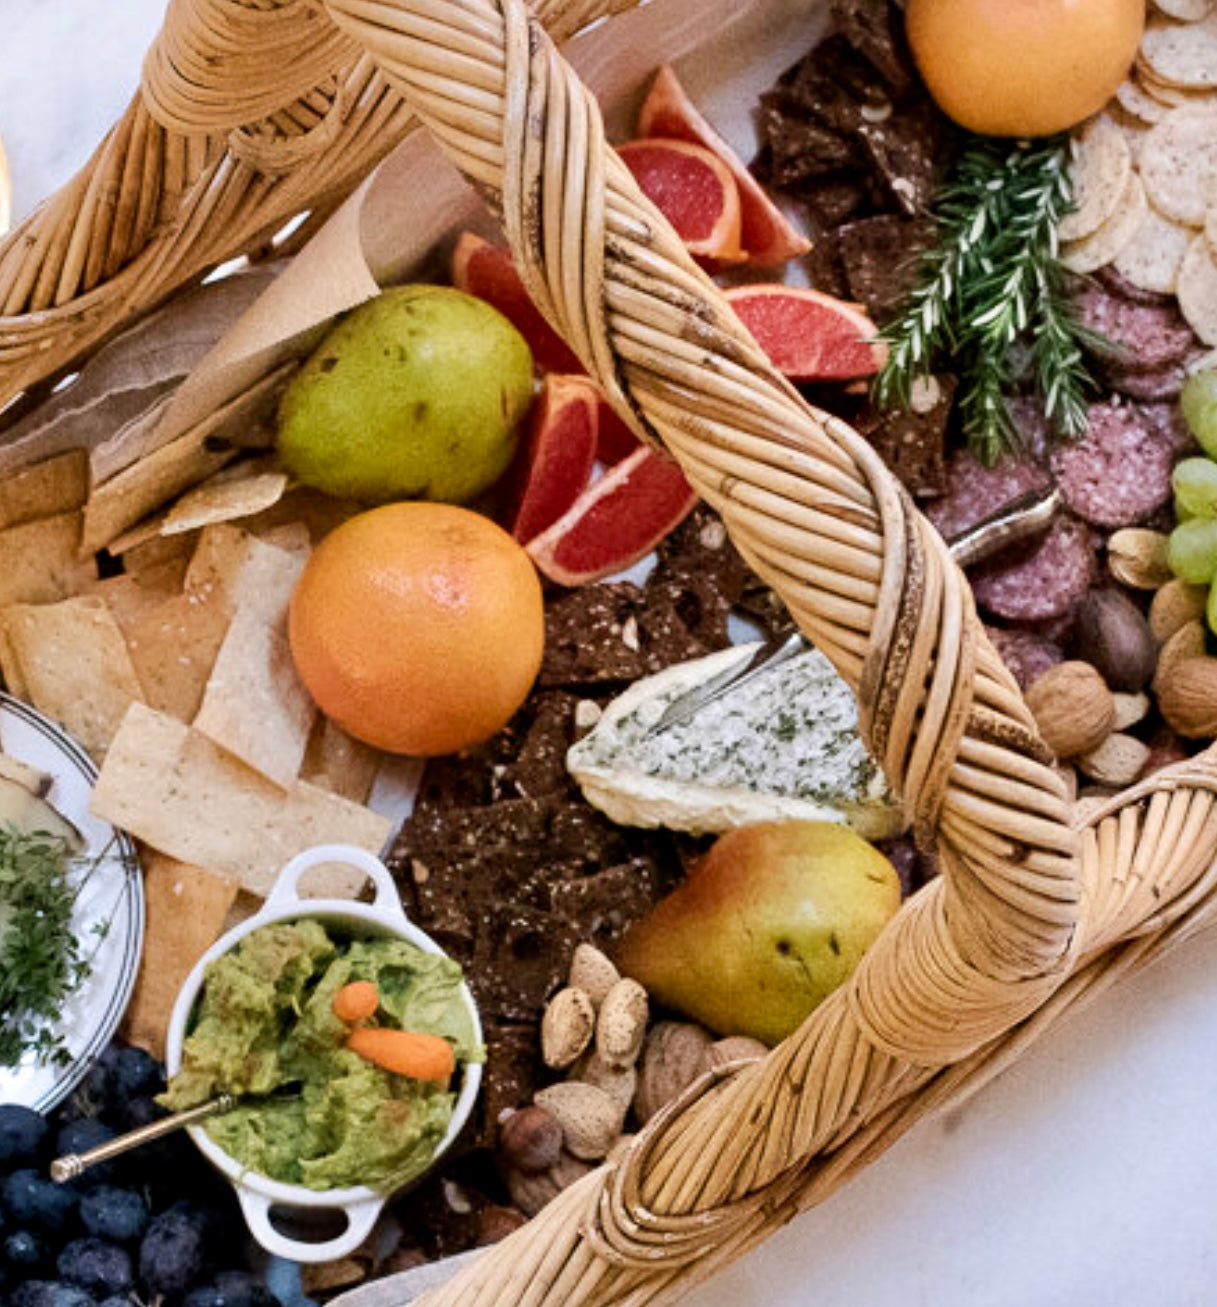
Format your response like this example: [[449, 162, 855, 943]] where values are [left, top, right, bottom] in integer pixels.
[[184, 522, 308, 626], [3, 595, 145, 759], [301, 716, 382, 804], [1151, 0, 1214, 22], [0, 512, 96, 607], [193, 606, 316, 789], [0, 451, 88, 530], [1111, 197, 1197, 293], [1061, 170, 1148, 273], [1141, 12, 1217, 87], [160, 465, 290, 537], [1059, 117, 1133, 243], [1177, 232, 1217, 344], [1138, 103, 1217, 225], [120, 851, 241, 1060], [1116, 77, 1173, 124], [89, 704, 392, 897]]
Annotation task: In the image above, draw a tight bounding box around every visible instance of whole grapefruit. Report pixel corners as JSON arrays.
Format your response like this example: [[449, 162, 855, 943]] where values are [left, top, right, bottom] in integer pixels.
[[905, 0, 1144, 138], [288, 503, 545, 756]]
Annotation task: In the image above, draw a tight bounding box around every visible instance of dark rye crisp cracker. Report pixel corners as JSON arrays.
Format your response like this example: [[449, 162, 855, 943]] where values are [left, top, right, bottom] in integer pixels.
[[849, 373, 955, 500], [392, 793, 561, 863], [549, 857, 665, 953], [645, 505, 751, 649], [837, 214, 932, 323], [476, 1021, 544, 1148], [499, 690, 583, 800], [470, 903, 583, 1025], [832, 0, 916, 96]]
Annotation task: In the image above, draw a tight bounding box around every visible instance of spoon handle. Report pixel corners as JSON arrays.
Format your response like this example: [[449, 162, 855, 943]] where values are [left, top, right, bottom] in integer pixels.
[[50, 1093, 238, 1183]]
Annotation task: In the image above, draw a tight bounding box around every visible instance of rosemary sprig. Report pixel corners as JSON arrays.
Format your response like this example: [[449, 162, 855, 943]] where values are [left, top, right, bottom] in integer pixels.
[[873, 134, 1099, 463]]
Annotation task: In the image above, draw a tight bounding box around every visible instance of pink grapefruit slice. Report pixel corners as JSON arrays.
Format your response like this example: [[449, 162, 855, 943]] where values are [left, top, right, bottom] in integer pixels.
[[504, 374, 600, 544], [616, 138, 745, 263], [526, 445, 698, 586], [723, 283, 887, 382], [638, 64, 811, 268], [452, 231, 584, 376], [595, 396, 644, 466]]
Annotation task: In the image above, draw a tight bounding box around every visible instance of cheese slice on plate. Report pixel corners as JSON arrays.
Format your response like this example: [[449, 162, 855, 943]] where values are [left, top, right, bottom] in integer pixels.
[[567, 642, 906, 839]]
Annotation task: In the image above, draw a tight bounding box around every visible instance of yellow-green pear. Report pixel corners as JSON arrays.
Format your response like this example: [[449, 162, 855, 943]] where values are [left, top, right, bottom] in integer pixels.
[[277, 284, 534, 505], [616, 820, 900, 1046]]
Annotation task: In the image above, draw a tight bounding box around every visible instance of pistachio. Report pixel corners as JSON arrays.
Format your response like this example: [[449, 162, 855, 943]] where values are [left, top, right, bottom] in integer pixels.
[[1076, 732, 1152, 787], [1156, 656, 1217, 738], [595, 977, 649, 1069], [540, 986, 596, 1070], [1106, 528, 1172, 590], [1024, 661, 1116, 758], [1073, 588, 1157, 692], [497, 1104, 564, 1174], [1149, 578, 1209, 643], [534, 1081, 625, 1160], [567, 943, 620, 1009], [633, 1021, 714, 1124]]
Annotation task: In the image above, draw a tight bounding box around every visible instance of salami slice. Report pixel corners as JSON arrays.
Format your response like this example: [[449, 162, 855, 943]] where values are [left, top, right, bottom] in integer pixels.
[[984, 625, 1066, 691], [971, 518, 1095, 622], [1095, 263, 1176, 309], [924, 446, 1052, 542], [1050, 401, 1175, 528], [1074, 283, 1197, 373]]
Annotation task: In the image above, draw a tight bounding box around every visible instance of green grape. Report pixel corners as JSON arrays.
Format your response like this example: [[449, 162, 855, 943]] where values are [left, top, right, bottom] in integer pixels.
[[1208, 577, 1217, 639], [1181, 369, 1217, 461], [1173, 457, 1217, 519], [1167, 518, 1217, 585]]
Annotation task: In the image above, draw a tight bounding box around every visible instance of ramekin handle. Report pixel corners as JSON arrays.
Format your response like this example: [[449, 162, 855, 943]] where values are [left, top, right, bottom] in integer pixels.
[[236, 1188, 385, 1264], [264, 843, 406, 922]]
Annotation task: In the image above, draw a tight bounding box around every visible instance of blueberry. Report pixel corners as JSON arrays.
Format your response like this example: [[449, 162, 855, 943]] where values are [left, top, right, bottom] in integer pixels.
[[0, 1170, 79, 1234], [115, 1094, 165, 1134], [79, 1187, 147, 1245], [263, 1258, 313, 1307], [10, 1283, 96, 1307], [4, 1228, 52, 1273], [57, 1236, 135, 1297], [138, 1201, 210, 1296], [213, 1269, 280, 1307], [0, 1107, 50, 1167], [109, 1047, 163, 1101]]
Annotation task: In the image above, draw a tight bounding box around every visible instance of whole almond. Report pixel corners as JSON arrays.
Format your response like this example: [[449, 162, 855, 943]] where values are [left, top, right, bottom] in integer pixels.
[[567, 943, 620, 1009], [1156, 656, 1217, 738], [534, 1081, 624, 1160], [1076, 731, 1152, 787], [1154, 618, 1207, 691], [1106, 528, 1172, 590], [595, 978, 649, 1069], [540, 986, 595, 1070], [1025, 661, 1115, 758], [572, 1048, 637, 1115], [1149, 578, 1208, 642]]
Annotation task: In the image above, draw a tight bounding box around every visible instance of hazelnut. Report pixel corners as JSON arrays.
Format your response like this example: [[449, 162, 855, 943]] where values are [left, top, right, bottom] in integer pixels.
[[1025, 661, 1116, 759], [1156, 656, 1217, 739], [1073, 589, 1157, 692], [506, 1151, 593, 1218], [498, 1104, 563, 1173], [475, 1205, 528, 1246]]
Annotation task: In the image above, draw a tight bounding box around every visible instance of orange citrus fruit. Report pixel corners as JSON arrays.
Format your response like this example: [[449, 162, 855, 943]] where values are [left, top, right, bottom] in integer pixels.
[[288, 502, 545, 756], [905, 0, 1144, 138]]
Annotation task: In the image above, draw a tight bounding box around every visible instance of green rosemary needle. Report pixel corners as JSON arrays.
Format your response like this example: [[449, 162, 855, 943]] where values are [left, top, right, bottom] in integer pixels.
[[873, 134, 1101, 463]]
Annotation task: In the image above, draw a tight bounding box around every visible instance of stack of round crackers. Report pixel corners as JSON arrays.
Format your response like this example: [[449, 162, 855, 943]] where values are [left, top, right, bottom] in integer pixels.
[[1061, 0, 1217, 352]]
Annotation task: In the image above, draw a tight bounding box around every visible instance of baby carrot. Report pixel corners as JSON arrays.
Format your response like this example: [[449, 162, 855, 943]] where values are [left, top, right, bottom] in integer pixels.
[[346, 1027, 456, 1083], [332, 980, 380, 1023]]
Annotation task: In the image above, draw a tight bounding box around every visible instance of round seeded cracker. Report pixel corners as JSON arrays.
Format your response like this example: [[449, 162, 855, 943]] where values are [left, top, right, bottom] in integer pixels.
[[1059, 117, 1133, 243], [1111, 196, 1197, 293], [1177, 233, 1217, 344], [1138, 103, 1217, 225], [1061, 170, 1148, 275], [1116, 77, 1173, 125], [1141, 12, 1217, 88], [1151, 0, 1214, 20]]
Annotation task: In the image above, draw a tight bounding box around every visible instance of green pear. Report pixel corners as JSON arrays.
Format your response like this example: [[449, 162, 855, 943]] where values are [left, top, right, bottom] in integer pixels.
[[277, 284, 534, 505], [616, 820, 900, 1046]]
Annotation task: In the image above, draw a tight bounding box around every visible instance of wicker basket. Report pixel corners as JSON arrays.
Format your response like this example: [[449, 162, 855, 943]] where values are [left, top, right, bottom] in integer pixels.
[[5, 1, 1217, 1304]]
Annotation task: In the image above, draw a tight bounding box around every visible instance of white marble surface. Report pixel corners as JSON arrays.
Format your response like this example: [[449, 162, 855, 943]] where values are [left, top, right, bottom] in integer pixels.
[[5, 3, 1217, 1305]]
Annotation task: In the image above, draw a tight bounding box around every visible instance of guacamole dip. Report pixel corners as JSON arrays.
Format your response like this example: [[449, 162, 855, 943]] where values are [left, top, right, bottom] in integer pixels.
[[163, 919, 481, 1192]]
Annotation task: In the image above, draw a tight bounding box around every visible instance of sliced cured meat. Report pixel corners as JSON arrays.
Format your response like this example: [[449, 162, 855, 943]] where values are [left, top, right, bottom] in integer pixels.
[[1140, 400, 1199, 454], [1095, 263, 1175, 308], [1074, 283, 1197, 373], [1050, 401, 1175, 528], [983, 625, 1066, 691], [971, 518, 1095, 622], [1101, 359, 1189, 402], [923, 447, 1052, 542]]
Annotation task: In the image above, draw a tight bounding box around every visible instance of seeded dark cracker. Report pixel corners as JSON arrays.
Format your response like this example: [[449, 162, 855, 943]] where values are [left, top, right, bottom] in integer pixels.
[[392, 793, 562, 864], [847, 373, 955, 501], [837, 214, 932, 323], [475, 1021, 544, 1148], [831, 0, 916, 96], [645, 505, 750, 648], [549, 857, 666, 953], [499, 690, 583, 799], [470, 904, 582, 1024], [857, 103, 941, 218]]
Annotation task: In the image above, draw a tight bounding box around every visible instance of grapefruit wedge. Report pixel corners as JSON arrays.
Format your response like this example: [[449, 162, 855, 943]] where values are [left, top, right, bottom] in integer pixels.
[[617, 138, 745, 263], [595, 396, 644, 466], [526, 445, 698, 586], [723, 284, 887, 382], [638, 64, 811, 268], [504, 374, 600, 544], [452, 231, 584, 375]]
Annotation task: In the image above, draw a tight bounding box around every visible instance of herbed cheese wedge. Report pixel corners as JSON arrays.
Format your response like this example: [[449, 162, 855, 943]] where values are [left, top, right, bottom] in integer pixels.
[[567, 642, 906, 839]]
